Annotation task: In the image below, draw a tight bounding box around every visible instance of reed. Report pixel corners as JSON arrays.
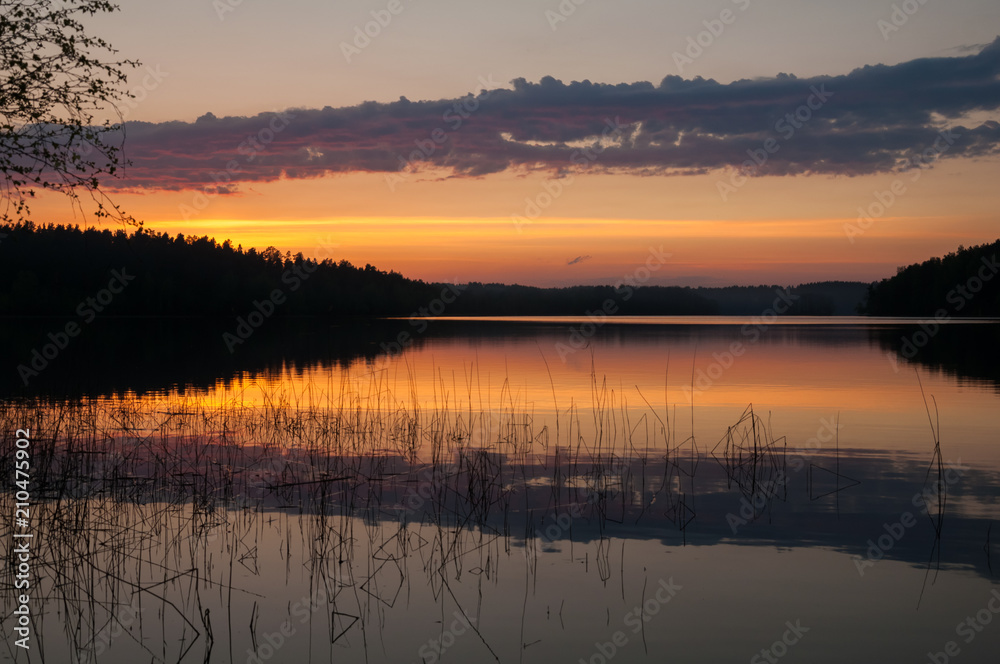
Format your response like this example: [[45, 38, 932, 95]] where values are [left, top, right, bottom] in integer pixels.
[[0, 362, 698, 662]]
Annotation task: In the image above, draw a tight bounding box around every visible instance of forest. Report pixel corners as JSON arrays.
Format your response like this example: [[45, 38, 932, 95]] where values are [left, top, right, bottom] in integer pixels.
[[863, 239, 1000, 316], [0, 222, 868, 317]]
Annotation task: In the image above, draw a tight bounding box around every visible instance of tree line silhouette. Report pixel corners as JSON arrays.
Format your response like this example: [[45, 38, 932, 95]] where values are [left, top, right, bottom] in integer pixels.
[[0, 222, 433, 316], [863, 239, 1000, 316], [1, 222, 869, 317]]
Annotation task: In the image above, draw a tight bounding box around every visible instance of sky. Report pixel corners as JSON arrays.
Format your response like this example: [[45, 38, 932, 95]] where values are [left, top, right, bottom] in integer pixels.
[[34, 0, 1000, 287]]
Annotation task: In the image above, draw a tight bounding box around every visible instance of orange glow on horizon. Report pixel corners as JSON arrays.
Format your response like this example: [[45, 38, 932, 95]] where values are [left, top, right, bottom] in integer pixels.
[[107, 327, 998, 461], [23, 157, 1000, 287]]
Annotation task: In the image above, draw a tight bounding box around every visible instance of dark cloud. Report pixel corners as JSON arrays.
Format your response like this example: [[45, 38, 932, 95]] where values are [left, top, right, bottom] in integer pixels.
[[106, 38, 1000, 191], [567, 255, 593, 266]]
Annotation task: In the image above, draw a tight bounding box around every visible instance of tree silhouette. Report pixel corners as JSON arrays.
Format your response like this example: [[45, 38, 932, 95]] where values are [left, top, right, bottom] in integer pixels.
[[863, 239, 1000, 316], [0, 222, 872, 318], [0, 0, 138, 224]]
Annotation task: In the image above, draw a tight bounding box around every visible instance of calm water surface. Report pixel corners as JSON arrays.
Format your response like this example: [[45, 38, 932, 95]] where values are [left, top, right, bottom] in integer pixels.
[[1, 317, 998, 663]]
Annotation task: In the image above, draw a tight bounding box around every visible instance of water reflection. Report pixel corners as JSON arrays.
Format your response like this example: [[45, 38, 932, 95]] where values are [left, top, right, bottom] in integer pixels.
[[1, 318, 999, 663], [870, 321, 1000, 390], [4, 317, 1000, 399]]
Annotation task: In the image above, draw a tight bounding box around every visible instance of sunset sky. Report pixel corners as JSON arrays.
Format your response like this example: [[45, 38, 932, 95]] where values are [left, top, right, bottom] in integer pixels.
[[39, 0, 1000, 286]]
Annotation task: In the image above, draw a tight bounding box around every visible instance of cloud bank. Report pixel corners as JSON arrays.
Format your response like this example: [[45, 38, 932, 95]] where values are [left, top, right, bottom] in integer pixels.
[[109, 38, 1000, 191]]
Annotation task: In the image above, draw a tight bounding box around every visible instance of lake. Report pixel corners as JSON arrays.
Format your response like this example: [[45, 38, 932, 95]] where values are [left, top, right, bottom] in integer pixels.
[[2, 316, 999, 663]]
